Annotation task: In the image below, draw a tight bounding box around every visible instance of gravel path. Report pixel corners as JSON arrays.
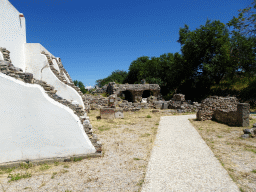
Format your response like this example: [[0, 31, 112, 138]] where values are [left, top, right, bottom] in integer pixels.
[[141, 114, 240, 192]]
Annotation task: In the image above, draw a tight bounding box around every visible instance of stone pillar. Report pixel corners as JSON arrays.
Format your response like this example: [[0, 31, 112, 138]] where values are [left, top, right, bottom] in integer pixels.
[[108, 95, 116, 108], [237, 103, 250, 127]]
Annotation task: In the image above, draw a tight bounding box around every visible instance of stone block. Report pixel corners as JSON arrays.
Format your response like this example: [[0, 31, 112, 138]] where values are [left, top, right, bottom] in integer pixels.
[[100, 108, 115, 119], [196, 110, 202, 121], [237, 103, 250, 127], [115, 110, 124, 119], [162, 102, 168, 109]]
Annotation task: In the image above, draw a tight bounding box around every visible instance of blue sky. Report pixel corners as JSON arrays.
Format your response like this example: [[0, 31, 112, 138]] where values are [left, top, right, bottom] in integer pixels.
[[10, 0, 252, 88]]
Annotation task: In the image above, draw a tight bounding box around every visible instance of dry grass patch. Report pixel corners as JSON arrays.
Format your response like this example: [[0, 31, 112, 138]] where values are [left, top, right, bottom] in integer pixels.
[[189, 116, 256, 192]]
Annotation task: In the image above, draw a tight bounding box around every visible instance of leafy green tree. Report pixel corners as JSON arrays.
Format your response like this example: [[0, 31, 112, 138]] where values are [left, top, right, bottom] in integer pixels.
[[178, 20, 235, 97], [227, 1, 256, 78], [227, 0, 256, 37], [124, 56, 150, 84], [73, 80, 87, 94], [96, 70, 128, 87]]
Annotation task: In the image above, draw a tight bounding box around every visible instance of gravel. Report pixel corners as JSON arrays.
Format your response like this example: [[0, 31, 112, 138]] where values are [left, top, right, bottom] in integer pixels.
[[141, 114, 240, 192]]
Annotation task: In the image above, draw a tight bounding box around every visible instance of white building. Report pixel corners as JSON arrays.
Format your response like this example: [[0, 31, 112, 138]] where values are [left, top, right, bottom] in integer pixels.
[[0, 0, 97, 165]]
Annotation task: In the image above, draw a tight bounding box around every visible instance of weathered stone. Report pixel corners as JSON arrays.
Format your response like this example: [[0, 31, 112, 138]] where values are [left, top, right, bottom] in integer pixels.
[[243, 129, 252, 134], [115, 110, 124, 119], [100, 108, 115, 119], [241, 134, 250, 138]]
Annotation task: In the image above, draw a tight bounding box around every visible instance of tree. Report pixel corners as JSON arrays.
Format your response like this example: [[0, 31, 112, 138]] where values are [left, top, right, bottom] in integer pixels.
[[95, 70, 128, 87], [124, 56, 150, 84], [177, 19, 237, 101], [73, 80, 87, 94], [227, 0, 256, 37], [227, 1, 256, 78]]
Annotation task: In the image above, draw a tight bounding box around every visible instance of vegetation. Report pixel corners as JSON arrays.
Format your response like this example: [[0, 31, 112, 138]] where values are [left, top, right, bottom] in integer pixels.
[[94, 1, 256, 102], [73, 80, 89, 94], [95, 70, 128, 88]]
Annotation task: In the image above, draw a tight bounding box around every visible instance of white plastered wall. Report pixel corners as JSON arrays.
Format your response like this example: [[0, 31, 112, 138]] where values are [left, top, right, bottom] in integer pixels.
[[63, 72, 71, 83], [0, 52, 3, 60], [0, 73, 95, 164], [0, 0, 26, 71], [25, 43, 85, 109], [52, 58, 60, 73]]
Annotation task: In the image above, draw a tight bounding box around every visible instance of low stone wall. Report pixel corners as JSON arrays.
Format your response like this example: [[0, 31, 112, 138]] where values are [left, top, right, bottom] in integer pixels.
[[196, 96, 239, 121], [212, 103, 250, 127], [168, 94, 200, 113], [213, 109, 238, 126]]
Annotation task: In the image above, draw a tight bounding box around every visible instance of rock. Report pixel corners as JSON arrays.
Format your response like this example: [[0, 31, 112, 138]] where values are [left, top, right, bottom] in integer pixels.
[[243, 129, 252, 134], [241, 134, 250, 138], [253, 123, 256, 127], [152, 109, 159, 113]]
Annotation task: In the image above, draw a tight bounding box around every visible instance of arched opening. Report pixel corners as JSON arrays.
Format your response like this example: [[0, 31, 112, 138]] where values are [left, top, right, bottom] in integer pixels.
[[122, 91, 133, 102], [0, 52, 4, 61], [142, 90, 152, 98]]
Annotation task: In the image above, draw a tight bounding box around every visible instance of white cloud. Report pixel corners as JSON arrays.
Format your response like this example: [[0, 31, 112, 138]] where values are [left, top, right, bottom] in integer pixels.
[[85, 86, 93, 90]]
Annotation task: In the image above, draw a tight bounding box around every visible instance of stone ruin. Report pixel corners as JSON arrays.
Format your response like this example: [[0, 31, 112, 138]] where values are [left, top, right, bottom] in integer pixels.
[[197, 96, 250, 127], [106, 82, 161, 102]]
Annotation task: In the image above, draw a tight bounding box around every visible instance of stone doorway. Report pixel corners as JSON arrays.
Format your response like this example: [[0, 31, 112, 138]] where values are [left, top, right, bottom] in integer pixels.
[[142, 90, 152, 98], [122, 91, 133, 102]]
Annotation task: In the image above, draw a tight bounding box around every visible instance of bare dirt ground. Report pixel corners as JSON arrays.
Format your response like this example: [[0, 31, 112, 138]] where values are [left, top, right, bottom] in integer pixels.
[[0, 109, 176, 192], [189, 116, 256, 192]]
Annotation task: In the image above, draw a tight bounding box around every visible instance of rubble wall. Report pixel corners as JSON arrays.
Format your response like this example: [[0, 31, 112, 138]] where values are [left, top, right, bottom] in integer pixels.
[[197, 96, 239, 121]]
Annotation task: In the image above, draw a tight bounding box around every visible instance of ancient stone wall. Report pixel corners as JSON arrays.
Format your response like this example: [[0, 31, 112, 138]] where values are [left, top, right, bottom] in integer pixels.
[[212, 103, 250, 127], [107, 82, 161, 102], [168, 94, 200, 113], [196, 96, 239, 121]]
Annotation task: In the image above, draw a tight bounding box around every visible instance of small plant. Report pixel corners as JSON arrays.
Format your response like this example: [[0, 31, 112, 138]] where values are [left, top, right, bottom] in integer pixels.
[[251, 169, 256, 173], [63, 165, 69, 168], [51, 172, 57, 179], [133, 158, 141, 160], [54, 161, 60, 166], [39, 163, 51, 171], [136, 179, 144, 186], [19, 162, 33, 169], [140, 133, 151, 137], [155, 123, 159, 125], [60, 169, 69, 174], [217, 135, 223, 138], [8, 172, 32, 182], [98, 126, 111, 132], [146, 115, 151, 118], [73, 157, 83, 162]]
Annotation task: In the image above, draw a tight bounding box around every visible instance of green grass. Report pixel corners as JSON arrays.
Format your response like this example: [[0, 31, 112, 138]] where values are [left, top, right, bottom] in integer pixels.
[[245, 145, 256, 154], [63, 165, 69, 168], [19, 162, 33, 169], [51, 172, 57, 179], [54, 161, 60, 166], [133, 158, 141, 160], [251, 169, 256, 173], [73, 157, 83, 162], [98, 125, 111, 132], [140, 133, 151, 137], [8, 172, 32, 182], [39, 163, 51, 171], [146, 115, 151, 118]]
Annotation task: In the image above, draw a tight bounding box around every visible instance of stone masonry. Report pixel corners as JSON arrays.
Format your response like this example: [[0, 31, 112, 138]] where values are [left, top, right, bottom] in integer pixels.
[[196, 96, 239, 121], [107, 82, 161, 102]]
